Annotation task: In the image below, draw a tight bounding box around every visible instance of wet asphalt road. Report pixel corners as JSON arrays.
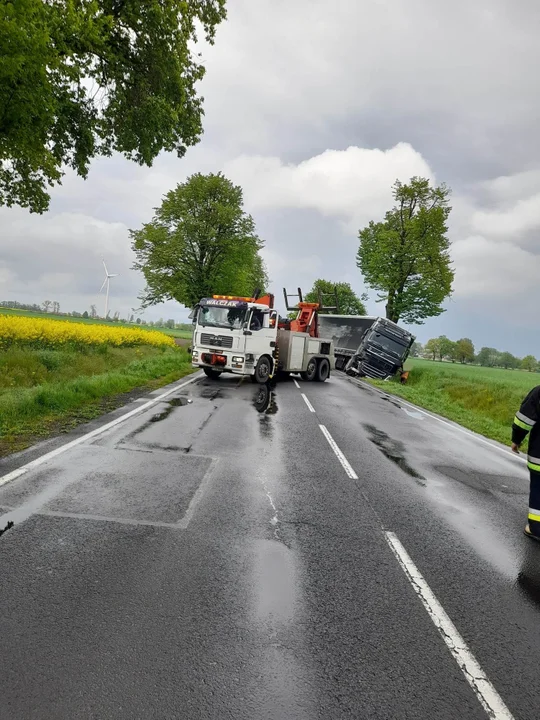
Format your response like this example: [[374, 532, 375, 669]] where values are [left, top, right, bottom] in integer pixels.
[[0, 371, 538, 719]]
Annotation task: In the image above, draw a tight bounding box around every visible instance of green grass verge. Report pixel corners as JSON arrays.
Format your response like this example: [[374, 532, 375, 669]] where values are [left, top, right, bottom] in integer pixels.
[[0, 347, 195, 456], [367, 358, 540, 446]]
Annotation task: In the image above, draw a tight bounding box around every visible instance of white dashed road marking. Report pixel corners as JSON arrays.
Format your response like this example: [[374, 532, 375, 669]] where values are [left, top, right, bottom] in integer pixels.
[[293, 377, 515, 719], [385, 531, 515, 720], [318, 425, 358, 480]]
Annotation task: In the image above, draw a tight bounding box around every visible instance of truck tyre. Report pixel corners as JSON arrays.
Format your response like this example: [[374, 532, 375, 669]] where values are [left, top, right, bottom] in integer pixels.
[[203, 368, 222, 380], [254, 355, 272, 384], [316, 358, 330, 382], [301, 358, 317, 382]]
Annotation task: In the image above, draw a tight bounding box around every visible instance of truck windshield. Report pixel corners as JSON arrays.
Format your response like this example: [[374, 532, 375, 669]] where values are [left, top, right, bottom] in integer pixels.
[[369, 332, 407, 358], [198, 306, 246, 330]]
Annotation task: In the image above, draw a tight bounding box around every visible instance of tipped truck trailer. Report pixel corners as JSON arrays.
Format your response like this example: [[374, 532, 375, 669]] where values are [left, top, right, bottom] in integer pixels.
[[190, 289, 335, 383], [318, 315, 379, 371], [318, 314, 415, 379]]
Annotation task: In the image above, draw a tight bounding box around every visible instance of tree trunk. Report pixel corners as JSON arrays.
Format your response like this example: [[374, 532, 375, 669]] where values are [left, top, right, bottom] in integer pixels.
[[385, 291, 400, 323]]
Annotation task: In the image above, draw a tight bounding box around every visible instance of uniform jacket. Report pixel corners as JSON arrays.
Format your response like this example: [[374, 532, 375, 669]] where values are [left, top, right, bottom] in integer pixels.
[[513, 385, 540, 472]]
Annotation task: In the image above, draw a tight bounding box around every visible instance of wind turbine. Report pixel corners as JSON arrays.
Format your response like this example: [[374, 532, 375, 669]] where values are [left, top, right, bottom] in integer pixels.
[[100, 259, 119, 318]]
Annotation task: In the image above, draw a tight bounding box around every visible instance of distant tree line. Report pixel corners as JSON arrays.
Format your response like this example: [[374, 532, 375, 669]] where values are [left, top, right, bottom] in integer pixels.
[[0, 300, 190, 330], [0, 300, 43, 312], [412, 336, 539, 372]]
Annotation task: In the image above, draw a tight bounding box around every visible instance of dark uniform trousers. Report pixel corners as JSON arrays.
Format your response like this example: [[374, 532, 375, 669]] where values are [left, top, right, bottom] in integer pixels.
[[512, 386, 540, 536]]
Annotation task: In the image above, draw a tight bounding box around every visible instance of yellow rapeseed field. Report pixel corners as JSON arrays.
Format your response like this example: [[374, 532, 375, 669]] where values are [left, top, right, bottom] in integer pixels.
[[0, 315, 175, 349]]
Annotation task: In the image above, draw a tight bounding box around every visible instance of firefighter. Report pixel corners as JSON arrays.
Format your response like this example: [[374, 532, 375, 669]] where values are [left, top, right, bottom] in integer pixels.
[[512, 385, 540, 539]]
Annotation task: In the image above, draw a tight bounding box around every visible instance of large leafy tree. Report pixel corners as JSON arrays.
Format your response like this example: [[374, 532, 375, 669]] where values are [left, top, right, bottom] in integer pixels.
[[522, 355, 538, 372], [424, 338, 440, 360], [499, 351, 520, 370], [0, 0, 226, 213], [455, 338, 475, 364], [438, 335, 456, 362], [357, 177, 454, 324], [304, 279, 366, 315], [409, 341, 423, 357], [476, 347, 501, 367], [131, 172, 268, 308]]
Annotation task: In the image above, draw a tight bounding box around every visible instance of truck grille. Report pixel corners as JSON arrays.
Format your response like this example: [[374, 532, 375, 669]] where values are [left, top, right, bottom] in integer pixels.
[[200, 333, 233, 349], [362, 365, 389, 379]]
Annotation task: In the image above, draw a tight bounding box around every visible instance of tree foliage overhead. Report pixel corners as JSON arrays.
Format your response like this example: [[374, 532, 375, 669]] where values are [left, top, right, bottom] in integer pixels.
[[304, 279, 367, 315], [357, 177, 454, 325], [131, 172, 268, 308], [0, 0, 227, 213]]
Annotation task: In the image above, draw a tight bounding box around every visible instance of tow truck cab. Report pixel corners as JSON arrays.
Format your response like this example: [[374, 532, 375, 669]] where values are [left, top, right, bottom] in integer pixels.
[[190, 295, 278, 381]]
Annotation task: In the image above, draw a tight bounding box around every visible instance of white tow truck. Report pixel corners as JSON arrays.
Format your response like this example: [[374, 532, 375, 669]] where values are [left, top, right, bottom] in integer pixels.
[[190, 291, 336, 383]]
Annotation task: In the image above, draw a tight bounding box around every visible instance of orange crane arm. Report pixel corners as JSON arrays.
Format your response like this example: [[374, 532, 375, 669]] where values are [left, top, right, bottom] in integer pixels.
[[289, 302, 320, 337]]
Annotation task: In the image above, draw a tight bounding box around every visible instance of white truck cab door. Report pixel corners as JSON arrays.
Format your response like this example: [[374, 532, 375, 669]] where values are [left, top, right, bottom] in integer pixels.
[[246, 309, 277, 357]]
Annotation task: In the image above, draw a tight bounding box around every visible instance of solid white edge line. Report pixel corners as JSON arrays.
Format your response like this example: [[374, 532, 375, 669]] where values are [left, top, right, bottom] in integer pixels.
[[0, 372, 202, 488], [301, 393, 316, 413], [319, 425, 358, 480], [384, 531, 515, 720], [293, 379, 301, 389], [358, 379, 527, 465]]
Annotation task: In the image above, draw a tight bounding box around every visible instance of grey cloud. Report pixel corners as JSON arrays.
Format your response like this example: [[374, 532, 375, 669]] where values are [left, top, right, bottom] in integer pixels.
[[1, 0, 540, 350], [199, 0, 540, 175]]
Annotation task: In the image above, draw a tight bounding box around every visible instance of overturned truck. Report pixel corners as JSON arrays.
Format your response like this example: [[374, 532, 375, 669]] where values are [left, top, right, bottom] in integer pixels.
[[318, 314, 415, 380]]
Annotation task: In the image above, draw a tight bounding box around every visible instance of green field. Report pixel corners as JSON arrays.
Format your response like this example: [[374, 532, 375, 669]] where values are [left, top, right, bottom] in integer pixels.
[[0, 309, 195, 455], [0, 307, 192, 339], [368, 358, 539, 446]]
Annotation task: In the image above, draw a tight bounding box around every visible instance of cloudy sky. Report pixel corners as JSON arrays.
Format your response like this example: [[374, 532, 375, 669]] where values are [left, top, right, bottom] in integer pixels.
[[2, 0, 539, 355]]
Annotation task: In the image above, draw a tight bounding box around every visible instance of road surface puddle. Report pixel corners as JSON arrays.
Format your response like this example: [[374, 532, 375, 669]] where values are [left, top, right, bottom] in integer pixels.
[[149, 396, 191, 423], [517, 543, 540, 610], [434, 466, 525, 495], [254, 538, 296, 623], [402, 407, 425, 420], [248, 538, 312, 718], [363, 424, 426, 485]]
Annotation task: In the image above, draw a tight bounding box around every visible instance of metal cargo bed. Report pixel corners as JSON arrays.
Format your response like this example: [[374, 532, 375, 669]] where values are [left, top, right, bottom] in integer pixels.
[[317, 315, 377, 354]]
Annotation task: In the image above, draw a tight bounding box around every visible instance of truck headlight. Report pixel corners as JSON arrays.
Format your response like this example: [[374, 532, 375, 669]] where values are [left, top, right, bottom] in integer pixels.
[[232, 356, 244, 363], [192, 350, 199, 359]]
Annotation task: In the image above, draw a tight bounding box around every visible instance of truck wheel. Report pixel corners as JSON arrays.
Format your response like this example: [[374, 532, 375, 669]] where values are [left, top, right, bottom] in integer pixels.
[[301, 358, 317, 381], [203, 368, 222, 380], [316, 358, 330, 382], [254, 355, 272, 383]]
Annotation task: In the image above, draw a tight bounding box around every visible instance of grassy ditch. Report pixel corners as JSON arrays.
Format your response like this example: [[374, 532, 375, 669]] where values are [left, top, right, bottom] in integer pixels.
[[368, 358, 540, 446], [0, 346, 195, 456]]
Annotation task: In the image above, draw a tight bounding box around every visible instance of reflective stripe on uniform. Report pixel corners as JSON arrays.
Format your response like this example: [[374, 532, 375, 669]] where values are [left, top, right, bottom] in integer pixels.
[[517, 410, 536, 426], [515, 413, 535, 431], [529, 508, 540, 522], [528, 457, 540, 473]]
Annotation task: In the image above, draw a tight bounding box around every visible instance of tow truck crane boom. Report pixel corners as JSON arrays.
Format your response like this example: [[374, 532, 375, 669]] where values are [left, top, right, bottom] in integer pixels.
[[282, 287, 339, 337]]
